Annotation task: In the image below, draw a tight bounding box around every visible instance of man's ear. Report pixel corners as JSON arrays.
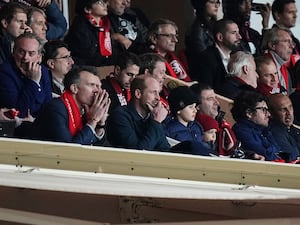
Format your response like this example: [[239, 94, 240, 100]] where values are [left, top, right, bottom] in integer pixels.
[[216, 32, 223, 42], [1, 19, 8, 29], [114, 65, 121, 77], [268, 41, 276, 51], [46, 59, 55, 69], [84, 7, 91, 14], [134, 89, 141, 99], [144, 68, 150, 75], [245, 109, 253, 119], [70, 83, 78, 94], [273, 11, 280, 21], [149, 34, 157, 45], [242, 64, 248, 74]]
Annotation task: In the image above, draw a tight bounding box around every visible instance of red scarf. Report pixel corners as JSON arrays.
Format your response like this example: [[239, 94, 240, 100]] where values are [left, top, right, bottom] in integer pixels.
[[108, 77, 130, 106], [61, 91, 83, 137], [257, 82, 280, 96], [155, 49, 191, 82], [165, 52, 191, 82], [85, 14, 112, 57]]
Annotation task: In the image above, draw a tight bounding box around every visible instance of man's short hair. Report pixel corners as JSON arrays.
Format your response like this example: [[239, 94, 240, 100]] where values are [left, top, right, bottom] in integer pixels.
[[64, 66, 97, 91], [190, 83, 213, 104], [26, 7, 46, 26], [147, 18, 178, 42], [130, 75, 149, 98], [212, 18, 236, 40], [115, 52, 141, 71], [255, 55, 275, 77], [272, 0, 296, 20], [0, 3, 26, 25], [139, 53, 166, 74], [268, 93, 289, 115], [231, 91, 267, 122], [261, 26, 291, 51], [14, 32, 44, 54], [43, 40, 69, 63], [227, 51, 253, 77]]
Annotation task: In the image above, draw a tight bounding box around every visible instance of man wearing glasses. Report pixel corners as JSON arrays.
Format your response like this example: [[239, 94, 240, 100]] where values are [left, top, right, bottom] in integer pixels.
[[43, 40, 74, 97], [147, 18, 192, 83], [262, 27, 295, 95]]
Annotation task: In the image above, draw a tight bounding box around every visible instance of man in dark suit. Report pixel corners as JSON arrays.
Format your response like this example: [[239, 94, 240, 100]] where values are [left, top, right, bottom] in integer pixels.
[[189, 19, 241, 93], [32, 66, 111, 145]]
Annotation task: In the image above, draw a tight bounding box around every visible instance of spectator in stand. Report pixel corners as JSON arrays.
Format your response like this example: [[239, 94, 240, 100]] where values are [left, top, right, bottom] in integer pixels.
[[0, 3, 31, 64], [106, 75, 170, 151], [222, 0, 271, 55], [164, 86, 212, 156], [220, 51, 258, 100], [190, 19, 241, 92], [108, 0, 148, 54], [255, 55, 286, 96], [261, 27, 295, 94], [0, 32, 52, 118], [272, 0, 299, 55], [124, 0, 150, 39], [101, 52, 141, 112], [27, 7, 47, 42], [147, 18, 192, 82], [32, 66, 110, 145], [231, 91, 281, 161], [1, 0, 67, 40], [185, 0, 220, 61], [196, 113, 219, 153], [65, 0, 119, 67], [43, 40, 74, 97], [190, 83, 265, 159], [268, 93, 300, 162], [290, 60, 300, 125]]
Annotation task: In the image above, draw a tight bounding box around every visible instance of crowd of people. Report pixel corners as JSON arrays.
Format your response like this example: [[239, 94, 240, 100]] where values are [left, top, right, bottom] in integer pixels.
[[0, 0, 300, 163]]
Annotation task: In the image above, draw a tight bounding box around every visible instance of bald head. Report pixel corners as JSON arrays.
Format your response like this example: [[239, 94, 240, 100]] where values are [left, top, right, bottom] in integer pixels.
[[268, 93, 294, 127]]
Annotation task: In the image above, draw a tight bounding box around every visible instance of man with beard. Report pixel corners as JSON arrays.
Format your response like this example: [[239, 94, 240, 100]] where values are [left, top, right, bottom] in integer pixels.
[[106, 75, 170, 151], [268, 93, 300, 162], [32, 66, 111, 145], [101, 51, 140, 112], [191, 19, 242, 92], [222, 0, 271, 56]]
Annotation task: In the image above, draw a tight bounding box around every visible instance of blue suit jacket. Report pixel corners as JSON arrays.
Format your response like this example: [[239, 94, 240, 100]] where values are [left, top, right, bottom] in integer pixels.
[[32, 98, 104, 145], [0, 58, 52, 118]]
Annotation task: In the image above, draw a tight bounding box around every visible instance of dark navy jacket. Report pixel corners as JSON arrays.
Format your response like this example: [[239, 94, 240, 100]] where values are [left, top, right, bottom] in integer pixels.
[[32, 98, 104, 145], [0, 58, 52, 118], [233, 119, 281, 161], [106, 102, 170, 151], [269, 121, 300, 161]]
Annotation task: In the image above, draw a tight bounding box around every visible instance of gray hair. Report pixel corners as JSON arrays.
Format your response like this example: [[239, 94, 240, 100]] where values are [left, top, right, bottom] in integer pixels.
[[261, 27, 291, 51], [227, 51, 253, 77]]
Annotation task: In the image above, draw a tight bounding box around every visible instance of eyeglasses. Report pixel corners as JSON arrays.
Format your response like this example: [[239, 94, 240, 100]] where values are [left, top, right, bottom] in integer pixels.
[[54, 55, 73, 60], [254, 107, 269, 114], [207, 0, 221, 5], [156, 33, 179, 39], [276, 39, 296, 47], [95, 0, 108, 6]]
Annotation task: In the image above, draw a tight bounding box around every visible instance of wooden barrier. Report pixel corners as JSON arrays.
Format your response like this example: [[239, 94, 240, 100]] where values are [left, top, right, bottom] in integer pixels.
[[0, 138, 299, 189]]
